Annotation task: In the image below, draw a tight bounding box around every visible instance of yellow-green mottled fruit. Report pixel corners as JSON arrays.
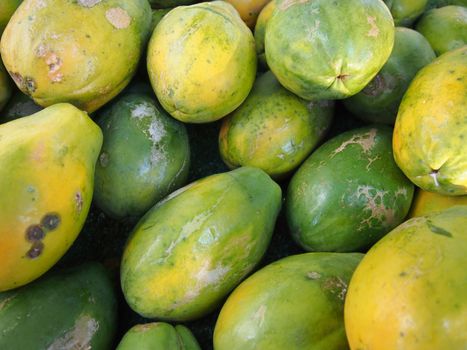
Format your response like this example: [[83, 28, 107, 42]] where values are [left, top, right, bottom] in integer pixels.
[[384, 0, 427, 26], [408, 188, 467, 217], [393, 46, 467, 195], [121, 167, 282, 321], [0, 61, 12, 112], [0, 104, 102, 291], [219, 71, 333, 180], [0, 0, 21, 34], [0, 0, 152, 113], [254, 0, 276, 68], [265, 0, 395, 100], [345, 206, 467, 350], [147, 1, 257, 123]]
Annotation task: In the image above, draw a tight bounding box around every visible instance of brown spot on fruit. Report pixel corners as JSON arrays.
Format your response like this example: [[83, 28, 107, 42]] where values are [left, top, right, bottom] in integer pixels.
[[26, 241, 44, 259], [106, 8, 131, 29], [75, 191, 83, 213], [331, 128, 377, 157], [337, 73, 349, 80], [45, 53, 63, 83], [26, 225, 45, 242], [367, 16, 379, 37], [362, 74, 385, 97], [41, 213, 61, 231], [24, 77, 37, 94]]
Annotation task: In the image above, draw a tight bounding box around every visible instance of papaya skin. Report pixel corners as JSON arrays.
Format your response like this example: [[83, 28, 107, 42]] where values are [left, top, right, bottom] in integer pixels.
[[0, 103, 102, 291], [0, 0, 21, 34], [408, 188, 467, 218], [225, 0, 271, 28], [254, 0, 276, 68]]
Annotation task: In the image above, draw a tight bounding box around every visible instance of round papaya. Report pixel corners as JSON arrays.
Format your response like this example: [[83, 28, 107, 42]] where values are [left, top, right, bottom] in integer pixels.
[[214, 252, 363, 350], [343, 27, 435, 124], [0, 0, 21, 34], [254, 0, 276, 68], [416, 6, 467, 56], [265, 0, 395, 100], [0, 104, 102, 291], [408, 189, 467, 217], [147, 1, 257, 123], [383, 0, 427, 26], [0, 0, 152, 113], [345, 206, 467, 350], [224, 0, 271, 28], [121, 167, 282, 321], [94, 92, 190, 219], [287, 126, 414, 252], [219, 71, 333, 180], [393, 46, 467, 195]]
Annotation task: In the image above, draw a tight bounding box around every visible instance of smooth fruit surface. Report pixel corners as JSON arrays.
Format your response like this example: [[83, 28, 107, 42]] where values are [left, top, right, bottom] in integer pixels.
[[409, 189, 467, 217], [384, 0, 427, 26]]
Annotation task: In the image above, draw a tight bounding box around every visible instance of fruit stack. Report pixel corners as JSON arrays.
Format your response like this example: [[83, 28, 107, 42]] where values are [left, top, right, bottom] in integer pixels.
[[0, 0, 465, 349]]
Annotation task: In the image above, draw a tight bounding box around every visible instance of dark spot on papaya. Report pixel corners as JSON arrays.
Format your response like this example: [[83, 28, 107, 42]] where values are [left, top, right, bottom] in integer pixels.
[[24, 77, 37, 94], [75, 191, 83, 213], [399, 271, 407, 277], [400, 332, 405, 337], [449, 70, 455, 74], [41, 213, 61, 231], [362, 74, 385, 97], [426, 220, 452, 237], [26, 225, 45, 242], [10, 72, 24, 86], [337, 73, 349, 80], [26, 241, 44, 259]]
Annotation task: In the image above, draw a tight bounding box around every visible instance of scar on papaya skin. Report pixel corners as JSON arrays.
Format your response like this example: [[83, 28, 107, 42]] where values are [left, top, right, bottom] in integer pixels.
[[106, 8, 131, 29], [78, 0, 102, 7], [356, 185, 397, 231], [322, 276, 347, 301], [331, 128, 377, 157], [10, 72, 36, 94], [307, 271, 321, 280], [254, 305, 267, 328], [279, 0, 308, 11], [0, 295, 16, 311], [362, 74, 385, 96], [75, 191, 83, 213], [367, 16, 379, 37], [47, 315, 99, 350]]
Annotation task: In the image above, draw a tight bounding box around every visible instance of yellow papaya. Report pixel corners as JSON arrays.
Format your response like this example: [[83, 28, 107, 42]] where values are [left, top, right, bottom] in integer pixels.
[[409, 188, 467, 217], [0, 103, 102, 291]]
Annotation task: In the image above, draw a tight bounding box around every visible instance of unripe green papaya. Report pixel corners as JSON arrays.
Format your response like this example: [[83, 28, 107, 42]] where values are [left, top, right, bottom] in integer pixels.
[[121, 167, 282, 321], [384, 0, 428, 26], [0, 262, 117, 350], [0, 103, 102, 291], [94, 92, 190, 219], [0, 0, 152, 113], [117, 323, 201, 350], [0, 0, 21, 34]]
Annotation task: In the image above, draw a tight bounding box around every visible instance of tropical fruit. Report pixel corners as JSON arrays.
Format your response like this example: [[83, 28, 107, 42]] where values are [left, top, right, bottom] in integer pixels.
[[0, 263, 117, 349], [151, 8, 171, 31], [345, 206, 467, 350], [219, 71, 333, 179], [214, 252, 363, 350], [416, 5, 467, 56], [393, 46, 467, 195], [287, 126, 414, 252], [147, 1, 257, 123], [117, 323, 201, 350], [225, 0, 271, 28], [94, 92, 190, 219], [0, 61, 12, 112], [254, 0, 276, 68], [0, 0, 21, 34], [383, 0, 428, 26], [0, 103, 102, 291], [0, 0, 152, 113], [344, 27, 435, 124], [265, 0, 395, 100], [409, 189, 467, 217], [121, 167, 282, 321]]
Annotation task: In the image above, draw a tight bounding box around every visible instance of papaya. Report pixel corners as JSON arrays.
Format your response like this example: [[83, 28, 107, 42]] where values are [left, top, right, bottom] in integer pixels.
[[0, 262, 117, 349], [416, 5, 467, 56], [94, 92, 190, 219], [427, 0, 467, 7], [0, 103, 102, 291], [0, 90, 42, 123], [287, 126, 414, 252], [393, 46, 467, 195], [151, 8, 171, 31], [265, 0, 395, 100], [224, 0, 271, 28], [343, 27, 435, 124], [408, 188, 467, 217], [0, 61, 12, 112], [0, 0, 21, 34], [383, 0, 428, 26], [121, 167, 282, 321], [254, 0, 276, 68], [345, 206, 467, 350], [117, 323, 201, 350], [0, 0, 152, 113], [219, 71, 334, 180], [214, 252, 363, 350], [147, 1, 257, 123]]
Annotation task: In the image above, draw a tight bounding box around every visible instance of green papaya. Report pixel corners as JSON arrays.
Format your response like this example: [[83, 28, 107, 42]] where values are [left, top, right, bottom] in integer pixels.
[[0, 91, 42, 123], [383, 0, 427, 26], [219, 71, 333, 179], [416, 6, 467, 56], [94, 92, 190, 219], [214, 252, 363, 350], [0, 0, 152, 113], [343, 27, 435, 124], [286, 126, 414, 252], [117, 323, 201, 350], [0, 103, 102, 291], [0, 0, 21, 34], [121, 167, 282, 321], [254, 0, 276, 68], [0, 262, 117, 349]]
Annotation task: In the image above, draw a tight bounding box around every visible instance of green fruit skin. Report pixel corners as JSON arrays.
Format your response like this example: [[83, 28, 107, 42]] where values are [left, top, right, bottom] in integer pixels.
[[0, 91, 42, 123], [254, 0, 276, 68], [213, 252, 363, 350], [94, 93, 190, 219], [219, 71, 334, 179], [0, 61, 12, 112], [0, 0, 21, 34], [117, 323, 201, 350], [149, 0, 197, 9], [265, 0, 395, 100], [0, 0, 152, 113], [427, 0, 467, 8], [121, 167, 282, 321], [384, 0, 427, 26], [287, 126, 414, 252], [416, 6, 467, 56], [343, 27, 435, 124], [0, 263, 117, 350], [147, 1, 257, 123]]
